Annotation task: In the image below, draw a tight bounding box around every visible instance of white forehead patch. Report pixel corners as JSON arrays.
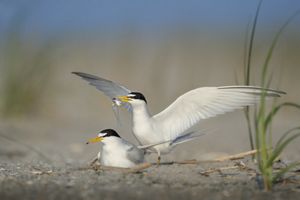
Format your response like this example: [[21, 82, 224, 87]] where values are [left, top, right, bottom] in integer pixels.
[[128, 94, 135, 97], [98, 132, 107, 137]]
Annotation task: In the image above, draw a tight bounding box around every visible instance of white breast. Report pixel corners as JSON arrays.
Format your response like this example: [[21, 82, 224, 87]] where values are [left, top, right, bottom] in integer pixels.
[[99, 137, 142, 168]]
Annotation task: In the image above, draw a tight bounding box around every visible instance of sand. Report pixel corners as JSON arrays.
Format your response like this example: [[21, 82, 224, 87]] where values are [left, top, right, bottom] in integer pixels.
[[0, 157, 300, 200], [0, 117, 299, 200]]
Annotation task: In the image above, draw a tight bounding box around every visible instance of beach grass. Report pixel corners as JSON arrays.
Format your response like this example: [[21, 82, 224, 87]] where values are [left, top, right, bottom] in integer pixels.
[[242, 0, 300, 190]]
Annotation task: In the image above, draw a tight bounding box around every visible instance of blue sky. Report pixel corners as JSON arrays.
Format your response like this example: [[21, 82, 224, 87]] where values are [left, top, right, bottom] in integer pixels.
[[0, 0, 300, 38]]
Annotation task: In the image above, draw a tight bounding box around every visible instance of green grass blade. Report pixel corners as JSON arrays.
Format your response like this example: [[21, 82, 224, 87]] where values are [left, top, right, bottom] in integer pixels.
[[242, 0, 263, 151], [261, 10, 300, 87], [265, 103, 300, 127], [245, 0, 263, 86], [273, 162, 300, 182], [275, 127, 300, 149], [243, 20, 251, 80], [267, 132, 300, 167]]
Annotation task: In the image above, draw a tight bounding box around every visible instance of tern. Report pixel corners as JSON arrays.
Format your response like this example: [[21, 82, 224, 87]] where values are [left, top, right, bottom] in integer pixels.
[[87, 129, 204, 168], [73, 72, 285, 163]]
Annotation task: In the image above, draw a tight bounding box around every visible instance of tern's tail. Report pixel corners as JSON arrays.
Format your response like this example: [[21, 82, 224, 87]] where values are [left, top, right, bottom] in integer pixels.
[[170, 131, 206, 146]]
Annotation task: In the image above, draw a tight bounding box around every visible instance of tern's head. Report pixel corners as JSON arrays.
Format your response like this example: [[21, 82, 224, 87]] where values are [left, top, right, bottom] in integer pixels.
[[118, 92, 147, 104], [86, 129, 121, 144]]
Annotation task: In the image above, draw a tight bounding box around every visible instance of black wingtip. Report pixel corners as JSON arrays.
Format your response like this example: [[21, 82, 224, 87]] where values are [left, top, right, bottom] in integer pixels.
[[72, 72, 103, 80], [72, 72, 98, 80], [72, 71, 84, 76]]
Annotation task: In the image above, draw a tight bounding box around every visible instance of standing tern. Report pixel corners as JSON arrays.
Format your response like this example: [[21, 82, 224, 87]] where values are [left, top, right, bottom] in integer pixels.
[[73, 72, 285, 163], [87, 129, 205, 167]]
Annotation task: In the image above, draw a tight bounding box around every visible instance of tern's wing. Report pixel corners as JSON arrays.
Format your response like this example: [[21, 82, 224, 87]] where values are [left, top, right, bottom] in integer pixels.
[[137, 131, 205, 150], [125, 143, 144, 164], [154, 86, 285, 140], [170, 131, 206, 146], [72, 72, 131, 98], [137, 140, 173, 150], [73, 72, 132, 122]]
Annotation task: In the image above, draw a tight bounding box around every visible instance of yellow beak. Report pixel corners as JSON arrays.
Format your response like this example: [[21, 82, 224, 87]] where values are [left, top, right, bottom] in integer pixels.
[[86, 136, 103, 144], [118, 95, 131, 103]]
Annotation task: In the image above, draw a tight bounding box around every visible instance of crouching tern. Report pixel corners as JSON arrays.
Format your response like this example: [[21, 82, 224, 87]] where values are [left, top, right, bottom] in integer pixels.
[[87, 129, 204, 168], [73, 72, 285, 163]]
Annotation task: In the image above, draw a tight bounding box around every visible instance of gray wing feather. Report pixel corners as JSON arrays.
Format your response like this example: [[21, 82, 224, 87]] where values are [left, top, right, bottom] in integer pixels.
[[126, 145, 144, 164], [72, 72, 131, 99], [73, 72, 132, 121], [137, 131, 206, 149], [170, 131, 206, 146]]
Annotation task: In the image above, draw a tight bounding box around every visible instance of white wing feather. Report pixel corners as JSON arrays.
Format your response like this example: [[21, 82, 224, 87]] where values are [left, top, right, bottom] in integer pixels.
[[153, 86, 285, 139]]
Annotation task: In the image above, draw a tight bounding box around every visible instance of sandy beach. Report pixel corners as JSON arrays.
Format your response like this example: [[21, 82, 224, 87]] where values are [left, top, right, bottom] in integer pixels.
[[0, 119, 299, 200]]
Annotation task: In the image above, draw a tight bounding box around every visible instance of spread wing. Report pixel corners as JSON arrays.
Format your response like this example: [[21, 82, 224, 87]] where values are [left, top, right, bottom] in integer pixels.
[[72, 72, 132, 119], [154, 86, 285, 140], [72, 72, 131, 98]]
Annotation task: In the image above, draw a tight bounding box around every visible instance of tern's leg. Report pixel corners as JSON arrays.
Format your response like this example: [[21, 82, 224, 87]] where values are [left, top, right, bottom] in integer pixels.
[[156, 151, 161, 166], [90, 152, 101, 167], [89, 156, 99, 167]]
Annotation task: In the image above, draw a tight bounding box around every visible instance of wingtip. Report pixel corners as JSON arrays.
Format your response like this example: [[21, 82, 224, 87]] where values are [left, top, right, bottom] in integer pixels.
[[71, 71, 97, 80], [219, 86, 287, 96], [72, 71, 83, 76]]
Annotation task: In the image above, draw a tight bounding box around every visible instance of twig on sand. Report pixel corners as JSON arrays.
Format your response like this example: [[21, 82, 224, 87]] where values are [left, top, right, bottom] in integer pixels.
[[175, 159, 199, 164], [31, 166, 54, 175], [213, 149, 257, 162], [166, 150, 258, 165], [199, 161, 250, 176], [199, 166, 239, 176], [31, 169, 54, 175]]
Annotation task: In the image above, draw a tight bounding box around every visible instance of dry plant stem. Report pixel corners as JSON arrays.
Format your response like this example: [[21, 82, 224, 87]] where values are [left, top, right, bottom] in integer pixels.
[[31, 170, 54, 175], [175, 159, 199, 164], [30, 166, 54, 175], [214, 149, 258, 162], [174, 150, 258, 165], [200, 166, 240, 176]]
